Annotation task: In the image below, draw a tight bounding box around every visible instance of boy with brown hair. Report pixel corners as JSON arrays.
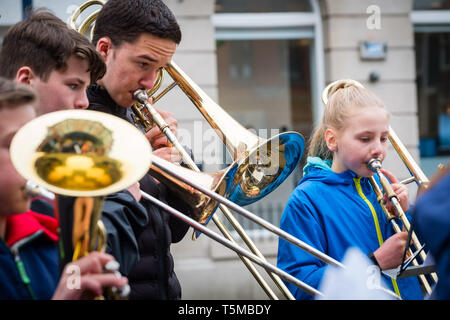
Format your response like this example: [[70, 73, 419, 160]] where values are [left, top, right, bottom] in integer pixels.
[[0, 8, 110, 220], [0, 9, 106, 115]]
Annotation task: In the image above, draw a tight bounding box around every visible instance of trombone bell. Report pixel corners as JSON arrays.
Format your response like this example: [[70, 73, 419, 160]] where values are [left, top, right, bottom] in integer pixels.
[[227, 131, 305, 206], [161, 62, 306, 206]]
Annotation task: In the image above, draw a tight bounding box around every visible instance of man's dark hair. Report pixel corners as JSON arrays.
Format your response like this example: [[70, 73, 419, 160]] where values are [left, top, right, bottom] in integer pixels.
[[0, 9, 106, 84], [0, 77, 37, 110], [92, 0, 181, 47]]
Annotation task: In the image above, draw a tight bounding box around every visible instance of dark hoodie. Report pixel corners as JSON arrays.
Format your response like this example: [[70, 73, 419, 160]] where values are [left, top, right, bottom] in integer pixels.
[[86, 84, 192, 300]]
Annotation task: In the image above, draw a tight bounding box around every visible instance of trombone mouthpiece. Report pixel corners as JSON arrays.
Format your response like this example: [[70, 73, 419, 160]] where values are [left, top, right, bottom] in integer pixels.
[[367, 158, 382, 172], [133, 90, 148, 103]]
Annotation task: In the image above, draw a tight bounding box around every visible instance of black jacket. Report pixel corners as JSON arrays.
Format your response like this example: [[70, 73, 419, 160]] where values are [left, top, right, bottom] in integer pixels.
[[87, 84, 192, 300]]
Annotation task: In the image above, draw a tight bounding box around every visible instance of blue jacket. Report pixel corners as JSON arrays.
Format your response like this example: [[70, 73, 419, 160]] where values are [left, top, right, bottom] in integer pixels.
[[0, 230, 59, 299], [277, 157, 423, 300]]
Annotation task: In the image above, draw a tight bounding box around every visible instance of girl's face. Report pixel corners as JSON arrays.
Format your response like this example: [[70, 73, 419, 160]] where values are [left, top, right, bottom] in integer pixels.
[[328, 106, 390, 177]]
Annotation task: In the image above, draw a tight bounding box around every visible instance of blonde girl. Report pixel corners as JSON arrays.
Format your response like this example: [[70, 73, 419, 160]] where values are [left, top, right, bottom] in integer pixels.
[[277, 80, 423, 300]]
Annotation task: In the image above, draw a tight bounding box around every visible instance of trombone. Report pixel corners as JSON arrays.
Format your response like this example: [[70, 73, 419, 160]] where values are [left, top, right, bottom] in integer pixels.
[[69, 0, 305, 300], [134, 88, 304, 300]]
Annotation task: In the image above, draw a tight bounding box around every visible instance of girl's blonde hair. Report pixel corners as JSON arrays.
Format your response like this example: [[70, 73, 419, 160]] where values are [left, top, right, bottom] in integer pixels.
[[308, 79, 388, 160]]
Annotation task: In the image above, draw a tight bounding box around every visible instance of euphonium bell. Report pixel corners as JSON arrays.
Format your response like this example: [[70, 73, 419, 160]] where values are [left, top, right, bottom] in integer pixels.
[[10, 109, 152, 299], [10, 110, 151, 197]]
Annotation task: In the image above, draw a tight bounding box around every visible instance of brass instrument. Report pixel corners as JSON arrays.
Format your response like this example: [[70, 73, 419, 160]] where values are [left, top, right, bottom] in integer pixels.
[[10, 109, 152, 299], [69, 1, 306, 300]]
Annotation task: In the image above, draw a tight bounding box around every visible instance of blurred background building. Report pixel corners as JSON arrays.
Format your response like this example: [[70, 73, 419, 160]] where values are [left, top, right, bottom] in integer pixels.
[[1, 0, 448, 299]]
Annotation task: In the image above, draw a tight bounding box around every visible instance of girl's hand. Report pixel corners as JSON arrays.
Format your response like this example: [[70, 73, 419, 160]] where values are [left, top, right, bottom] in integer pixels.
[[373, 231, 409, 270], [380, 169, 410, 214]]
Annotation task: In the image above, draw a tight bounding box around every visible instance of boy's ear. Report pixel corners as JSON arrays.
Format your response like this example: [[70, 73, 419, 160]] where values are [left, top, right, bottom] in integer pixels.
[[325, 128, 338, 152], [96, 37, 112, 60], [15, 66, 34, 85]]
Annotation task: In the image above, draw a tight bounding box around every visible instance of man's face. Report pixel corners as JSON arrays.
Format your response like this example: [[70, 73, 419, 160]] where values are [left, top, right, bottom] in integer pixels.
[[0, 104, 36, 215], [29, 55, 91, 115], [97, 33, 177, 107]]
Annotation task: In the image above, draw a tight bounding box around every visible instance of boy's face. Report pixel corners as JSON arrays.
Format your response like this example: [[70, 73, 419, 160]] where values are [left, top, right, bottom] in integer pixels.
[[0, 104, 36, 215], [330, 106, 390, 177], [97, 33, 176, 108], [28, 55, 91, 115]]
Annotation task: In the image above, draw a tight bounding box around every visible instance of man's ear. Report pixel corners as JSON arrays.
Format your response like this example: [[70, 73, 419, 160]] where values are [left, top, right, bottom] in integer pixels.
[[15, 66, 34, 85], [325, 128, 338, 152], [96, 37, 112, 60]]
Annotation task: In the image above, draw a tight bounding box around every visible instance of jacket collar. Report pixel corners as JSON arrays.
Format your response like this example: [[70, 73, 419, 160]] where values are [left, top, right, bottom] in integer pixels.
[[302, 156, 359, 185], [87, 84, 129, 120], [6, 211, 58, 247]]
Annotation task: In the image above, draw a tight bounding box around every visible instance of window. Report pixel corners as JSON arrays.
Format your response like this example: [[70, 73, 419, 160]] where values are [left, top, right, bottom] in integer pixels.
[[416, 32, 450, 156], [413, 1, 450, 158], [215, 0, 311, 13], [414, 0, 450, 10]]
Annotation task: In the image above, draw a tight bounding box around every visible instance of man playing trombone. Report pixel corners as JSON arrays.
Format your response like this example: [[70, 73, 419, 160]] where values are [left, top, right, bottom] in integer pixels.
[[79, 0, 194, 300]]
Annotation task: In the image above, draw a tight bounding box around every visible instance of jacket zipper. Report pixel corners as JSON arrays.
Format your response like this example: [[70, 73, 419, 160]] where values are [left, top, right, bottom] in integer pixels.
[[152, 205, 168, 300], [9, 230, 44, 300], [353, 177, 402, 298]]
